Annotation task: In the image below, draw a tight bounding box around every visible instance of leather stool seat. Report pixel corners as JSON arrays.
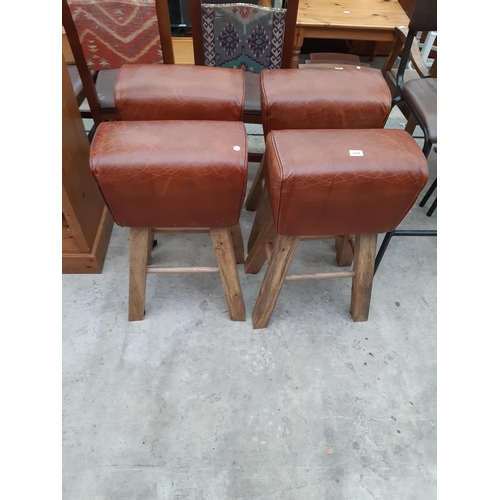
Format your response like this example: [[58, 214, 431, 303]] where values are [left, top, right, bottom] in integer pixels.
[[260, 68, 392, 135], [246, 128, 428, 328], [113, 64, 245, 121], [90, 121, 248, 228], [90, 120, 248, 323], [265, 129, 428, 236]]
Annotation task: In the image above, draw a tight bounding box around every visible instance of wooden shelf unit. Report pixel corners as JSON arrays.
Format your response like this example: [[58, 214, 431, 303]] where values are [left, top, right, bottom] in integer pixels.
[[62, 55, 114, 273]]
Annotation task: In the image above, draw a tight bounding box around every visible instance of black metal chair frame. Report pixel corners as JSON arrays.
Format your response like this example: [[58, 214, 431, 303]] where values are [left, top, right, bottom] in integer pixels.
[[374, 0, 437, 275]]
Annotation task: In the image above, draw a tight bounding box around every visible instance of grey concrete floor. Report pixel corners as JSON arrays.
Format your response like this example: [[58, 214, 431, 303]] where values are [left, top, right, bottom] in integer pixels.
[[64, 106, 437, 499]]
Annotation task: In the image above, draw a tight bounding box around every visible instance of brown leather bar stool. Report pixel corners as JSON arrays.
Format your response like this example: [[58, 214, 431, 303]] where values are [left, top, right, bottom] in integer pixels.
[[245, 129, 429, 329], [90, 121, 248, 322]]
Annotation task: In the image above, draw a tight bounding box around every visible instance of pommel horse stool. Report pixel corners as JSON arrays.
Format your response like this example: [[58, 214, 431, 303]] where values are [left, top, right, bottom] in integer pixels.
[[245, 129, 429, 329], [89, 64, 249, 321], [90, 120, 248, 321]]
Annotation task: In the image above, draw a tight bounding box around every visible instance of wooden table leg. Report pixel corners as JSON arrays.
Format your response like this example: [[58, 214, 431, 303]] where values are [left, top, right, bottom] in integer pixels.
[[291, 27, 305, 69], [350, 233, 377, 322], [252, 235, 300, 329], [210, 228, 246, 321], [128, 227, 150, 321]]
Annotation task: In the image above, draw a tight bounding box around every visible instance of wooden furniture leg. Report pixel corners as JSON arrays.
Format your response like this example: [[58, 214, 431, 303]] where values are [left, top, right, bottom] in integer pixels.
[[245, 156, 265, 211], [252, 235, 301, 329], [335, 235, 355, 267], [247, 183, 272, 253], [129, 227, 151, 321], [210, 228, 246, 321], [350, 233, 377, 322], [230, 222, 245, 264], [245, 187, 276, 274], [244, 218, 275, 275], [291, 27, 305, 69]]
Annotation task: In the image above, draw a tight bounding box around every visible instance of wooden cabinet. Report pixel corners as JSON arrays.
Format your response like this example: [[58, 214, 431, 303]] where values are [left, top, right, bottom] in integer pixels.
[[62, 55, 114, 273]]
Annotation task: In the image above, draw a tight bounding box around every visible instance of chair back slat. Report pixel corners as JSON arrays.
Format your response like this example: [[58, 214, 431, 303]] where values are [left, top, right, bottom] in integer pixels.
[[66, 0, 165, 70], [408, 0, 437, 33]]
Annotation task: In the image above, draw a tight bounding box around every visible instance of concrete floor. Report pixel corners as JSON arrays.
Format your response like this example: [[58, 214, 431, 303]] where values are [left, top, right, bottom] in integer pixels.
[[63, 103, 437, 498]]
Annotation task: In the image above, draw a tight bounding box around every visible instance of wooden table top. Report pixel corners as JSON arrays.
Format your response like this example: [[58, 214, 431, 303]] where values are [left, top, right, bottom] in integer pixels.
[[296, 0, 409, 29]]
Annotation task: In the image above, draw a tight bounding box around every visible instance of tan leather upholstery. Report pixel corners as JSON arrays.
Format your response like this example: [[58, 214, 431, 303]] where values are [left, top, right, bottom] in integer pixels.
[[90, 121, 248, 228], [265, 129, 428, 236], [402, 78, 437, 143], [260, 68, 392, 135], [114, 64, 245, 121]]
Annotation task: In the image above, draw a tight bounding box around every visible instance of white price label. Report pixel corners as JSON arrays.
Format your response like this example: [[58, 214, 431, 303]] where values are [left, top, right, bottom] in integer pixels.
[[349, 150, 364, 156]]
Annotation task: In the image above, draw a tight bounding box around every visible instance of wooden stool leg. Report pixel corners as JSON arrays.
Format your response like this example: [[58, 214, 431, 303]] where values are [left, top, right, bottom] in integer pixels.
[[244, 218, 275, 275], [335, 235, 355, 267], [230, 222, 245, 264], [245, 156, 265, 211], [244, 186, 276, 275], [247, 183, 271, 253], [252, 235, 300, 329], [128, 227, 150, 321], [210, 228, 246, 321], [350, 233, 377, 322]]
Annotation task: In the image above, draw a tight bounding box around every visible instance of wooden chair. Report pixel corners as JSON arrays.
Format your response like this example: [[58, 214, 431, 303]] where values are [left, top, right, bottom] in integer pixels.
[[381, 25, 437, 136], [189, 0, 299, 161], [62, 0, 175, 136]]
